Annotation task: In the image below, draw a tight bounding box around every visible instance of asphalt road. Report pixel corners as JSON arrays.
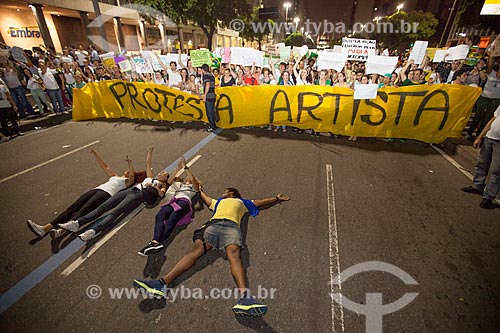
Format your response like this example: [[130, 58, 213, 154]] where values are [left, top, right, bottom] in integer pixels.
[[0, 120, 498, 333]]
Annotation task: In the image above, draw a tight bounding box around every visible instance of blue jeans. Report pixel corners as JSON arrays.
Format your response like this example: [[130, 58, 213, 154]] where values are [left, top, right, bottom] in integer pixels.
[[205, 98, 216, 129], [77, 188, 144, 232], [9, 85, 34, 118], [46, 88, 64, 113], [473, 137, 500, 200]]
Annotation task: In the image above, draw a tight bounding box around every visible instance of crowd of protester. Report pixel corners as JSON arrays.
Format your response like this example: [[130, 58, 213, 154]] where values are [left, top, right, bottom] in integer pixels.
[[0, 42, 499, 142]]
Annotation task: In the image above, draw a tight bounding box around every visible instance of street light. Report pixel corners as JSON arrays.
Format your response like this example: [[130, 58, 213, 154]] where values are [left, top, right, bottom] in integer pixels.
[[397, 3, 404, 12], [294, 17, 300, 31], [283, 2, 291, 23]]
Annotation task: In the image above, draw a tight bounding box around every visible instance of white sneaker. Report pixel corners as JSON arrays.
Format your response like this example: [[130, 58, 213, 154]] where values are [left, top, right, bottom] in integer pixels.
[[59, 220, 79, 232], [49, 228, 65, 239], [79, 229, 96, 242], [27, 220, 46, 237]]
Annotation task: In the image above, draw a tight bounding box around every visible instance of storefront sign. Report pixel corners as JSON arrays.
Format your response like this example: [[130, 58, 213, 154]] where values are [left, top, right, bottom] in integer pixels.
[[7, 26, 41, 38]]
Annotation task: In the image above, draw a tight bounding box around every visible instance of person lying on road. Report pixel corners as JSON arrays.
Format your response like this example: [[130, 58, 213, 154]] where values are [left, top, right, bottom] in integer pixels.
[[27, 149, 138, 239], [59, 147, 176, 241], [133, 187, 290, 317], [138, 156, 201, 256]]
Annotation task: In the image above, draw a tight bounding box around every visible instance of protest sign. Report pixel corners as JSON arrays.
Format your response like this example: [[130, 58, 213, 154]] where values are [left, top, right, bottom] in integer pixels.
[[447, 45, 470, 60], [409, 41, 429, 64], [74, 82, 481, 143], [342, 38, 376, 61], [141, 51, 162, 71], [190, 49, 212, 67], [317, 51, 345, 72], [365, 54, 398, 75], [131, 57, 153, 73], [433, 50, 448, 63], [118, 60, 132, 72], [265, 45, 280, 56], [354, 83, 378, 100]]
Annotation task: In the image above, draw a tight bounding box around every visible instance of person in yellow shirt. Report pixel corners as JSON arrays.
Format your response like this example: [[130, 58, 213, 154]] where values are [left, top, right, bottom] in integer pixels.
[[133, 186, 289, 317]]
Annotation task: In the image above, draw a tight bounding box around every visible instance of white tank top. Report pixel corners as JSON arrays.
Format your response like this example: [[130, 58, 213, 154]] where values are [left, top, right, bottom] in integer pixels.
[[95, 176, 127, 196], [165, 182, 197, 202]]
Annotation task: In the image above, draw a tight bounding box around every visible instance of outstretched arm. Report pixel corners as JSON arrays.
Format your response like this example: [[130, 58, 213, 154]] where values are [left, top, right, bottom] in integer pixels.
[[146, 146, 154, 178], [124, 155, 135, 186], [90, 149, 116, 177], [199, 187, 214, 207], [252, 193, 290, 208], [167, 158, 183, 185], [179, 156, 200, 191]]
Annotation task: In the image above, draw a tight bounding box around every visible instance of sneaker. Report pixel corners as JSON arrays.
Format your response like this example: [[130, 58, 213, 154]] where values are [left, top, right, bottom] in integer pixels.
[[232, 295, 268, 317], [461, 186, 483, 196], [27, 220, 46, 237], [206, 127, 214, 132], [78, 229, 96, 241], [49, 228, 65, 239], [133, 279, 166, 299], [138, 241, 164, 257], [479, 198, 494, 210], [59, 220, 80, 232]]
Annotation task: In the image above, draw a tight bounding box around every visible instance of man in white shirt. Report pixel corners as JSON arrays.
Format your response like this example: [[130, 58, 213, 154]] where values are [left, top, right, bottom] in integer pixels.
[[167, 61, 182, 88], [461, 104, 500, 209], [38, 62, 64, 113]]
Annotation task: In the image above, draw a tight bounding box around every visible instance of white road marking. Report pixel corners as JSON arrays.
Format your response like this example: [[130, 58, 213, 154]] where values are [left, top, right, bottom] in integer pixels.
[[431, 145, 473, 181], [432, 145, 500, 204], [61, 155, 202, 277], [326, 164, 345, 332], [0, 141, 100, 185], [60, 207, 142, 277], [174, 155, 201, 178]]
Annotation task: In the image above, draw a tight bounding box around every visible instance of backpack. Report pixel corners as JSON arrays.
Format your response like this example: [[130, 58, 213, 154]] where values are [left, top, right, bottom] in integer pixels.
[[141, 184, 162, 208]]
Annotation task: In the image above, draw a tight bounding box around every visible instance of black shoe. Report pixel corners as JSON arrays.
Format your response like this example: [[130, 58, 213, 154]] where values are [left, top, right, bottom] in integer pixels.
[[461, 186, 483, 196], [479, 198, 494, 209], [138, 241, 164, 257]]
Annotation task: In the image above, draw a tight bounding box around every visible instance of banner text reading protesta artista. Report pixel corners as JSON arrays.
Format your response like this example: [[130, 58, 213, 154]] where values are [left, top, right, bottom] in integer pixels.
[[73, 81, 481, 143]]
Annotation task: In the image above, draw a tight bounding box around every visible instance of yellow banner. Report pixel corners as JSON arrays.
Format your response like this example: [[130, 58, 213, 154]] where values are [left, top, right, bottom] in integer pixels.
[[73, 81, 481, 143]]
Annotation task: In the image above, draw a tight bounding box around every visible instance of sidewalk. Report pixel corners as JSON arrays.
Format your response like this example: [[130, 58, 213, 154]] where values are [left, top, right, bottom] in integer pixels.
[[18, 112, 72, 133]]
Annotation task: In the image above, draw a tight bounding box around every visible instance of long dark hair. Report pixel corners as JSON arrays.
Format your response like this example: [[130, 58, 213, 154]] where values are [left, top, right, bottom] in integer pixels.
[[134, 171, 147, 184]]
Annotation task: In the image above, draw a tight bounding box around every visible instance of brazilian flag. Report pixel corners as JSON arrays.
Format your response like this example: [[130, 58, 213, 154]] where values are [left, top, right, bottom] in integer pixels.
[[211, 52, 222, 69]]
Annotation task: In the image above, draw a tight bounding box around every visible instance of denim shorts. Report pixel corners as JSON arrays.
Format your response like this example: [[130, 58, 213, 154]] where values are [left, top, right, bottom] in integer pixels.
[[194, 219, 242, 253]]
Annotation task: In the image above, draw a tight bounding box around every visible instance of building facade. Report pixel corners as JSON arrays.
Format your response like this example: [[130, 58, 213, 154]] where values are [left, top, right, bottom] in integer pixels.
[[0, 0, 243, 53]]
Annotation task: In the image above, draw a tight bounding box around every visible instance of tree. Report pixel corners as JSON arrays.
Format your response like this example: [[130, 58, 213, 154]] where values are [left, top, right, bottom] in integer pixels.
[[456, 0, 500, 31], [135, 0, 251, 49], [371, 11, 438, 52], [284, 33, 304, 47], [239, 6, 274, 51]]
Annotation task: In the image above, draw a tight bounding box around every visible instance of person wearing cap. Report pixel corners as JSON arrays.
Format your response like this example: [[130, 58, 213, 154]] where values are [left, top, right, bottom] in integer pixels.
[[74, 72, 86, 89], [379, 73, 392, 88]]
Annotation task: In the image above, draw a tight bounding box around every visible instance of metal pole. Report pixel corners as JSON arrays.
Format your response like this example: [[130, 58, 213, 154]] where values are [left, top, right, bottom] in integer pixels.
[[438, 0, 458, 48]]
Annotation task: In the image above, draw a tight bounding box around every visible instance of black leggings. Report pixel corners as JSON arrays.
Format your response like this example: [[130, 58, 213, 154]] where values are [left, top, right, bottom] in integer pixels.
[[50, 189, 111, 227]]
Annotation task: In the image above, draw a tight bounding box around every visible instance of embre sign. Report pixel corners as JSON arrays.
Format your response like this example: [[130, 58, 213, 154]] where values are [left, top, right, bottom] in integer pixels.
[[8, 26, 41, 38]]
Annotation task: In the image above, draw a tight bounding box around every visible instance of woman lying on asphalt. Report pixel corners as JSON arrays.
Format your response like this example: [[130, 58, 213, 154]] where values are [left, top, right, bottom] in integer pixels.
[[59, 147, 177, 241], [138, 156, 201, 256], [27, 149, 138, 239]]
